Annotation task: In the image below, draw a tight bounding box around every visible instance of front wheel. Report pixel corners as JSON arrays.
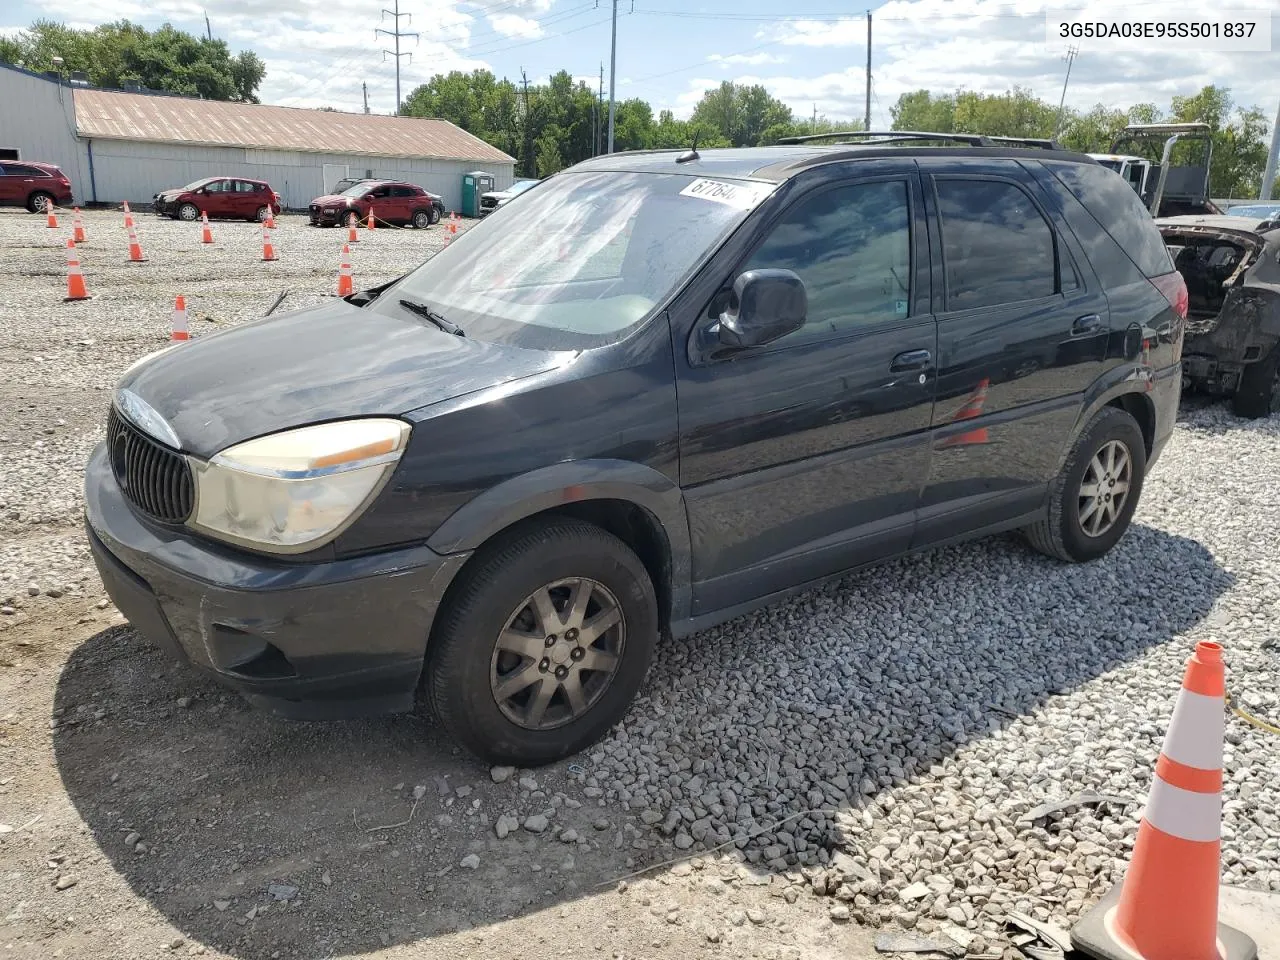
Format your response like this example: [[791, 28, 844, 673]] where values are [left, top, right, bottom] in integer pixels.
[[412, 209, 431, 229], [1024, 406, 1146, 563], [177, 202, 200, 222], [1232, 344, 1280, 419], [429, 206, 441, 225], [426, 519, 659, 766]]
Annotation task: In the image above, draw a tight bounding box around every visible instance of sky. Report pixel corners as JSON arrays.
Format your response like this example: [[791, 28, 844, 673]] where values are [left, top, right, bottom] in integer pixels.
[[2, 0, 1278, 128]]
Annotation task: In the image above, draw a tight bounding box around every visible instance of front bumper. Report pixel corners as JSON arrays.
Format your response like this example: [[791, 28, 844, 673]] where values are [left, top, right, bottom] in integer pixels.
[[309, 205, 348, 226], [84, 442, 470, 719]]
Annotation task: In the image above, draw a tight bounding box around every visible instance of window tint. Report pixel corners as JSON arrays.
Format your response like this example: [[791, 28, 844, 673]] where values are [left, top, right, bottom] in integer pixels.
[[391, 185, 416, 197], [1044, 160, 1173, 279], [203, 180, 228, 193], [234, 180, 257, 193], [936, 179, 1056, 311], [742, 180, 911, 344], [4, 164, 43, 176]]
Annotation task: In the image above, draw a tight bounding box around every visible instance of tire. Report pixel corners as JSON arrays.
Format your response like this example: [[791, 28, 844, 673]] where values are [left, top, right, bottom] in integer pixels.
[[412, 209, 431, 229], [1231, 344, 1280, 419], [27, 191, 54, 214], [426, 519, 659, 766], [1024, 406, 1146, 563], [177, 202, 200, 222], [429, 205, 441, 225], [254, 205, 270, 222]]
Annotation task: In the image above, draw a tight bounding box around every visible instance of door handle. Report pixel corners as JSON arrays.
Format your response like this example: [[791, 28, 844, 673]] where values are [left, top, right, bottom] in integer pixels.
[[890, 349, 932, 372], [1072, 314, 1103, 336]]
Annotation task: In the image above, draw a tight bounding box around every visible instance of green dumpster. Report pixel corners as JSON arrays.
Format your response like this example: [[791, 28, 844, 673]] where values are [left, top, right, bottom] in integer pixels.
[[462, 171, 496, 218]]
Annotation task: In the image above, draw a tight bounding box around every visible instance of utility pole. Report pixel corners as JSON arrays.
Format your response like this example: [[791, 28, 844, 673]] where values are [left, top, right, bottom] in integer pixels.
[[864, 10, 871, 131], [520, 70, 531, 175], [608, 0, 619, 153], [597, 62, 604, 156], [812, 103, 817, 133], [1054, 45, 1079, 140], [204, 12, 212, 41], [363, 82, 370, 115], [376, 0, 418, 116], [1260, 100, 1280, 200]]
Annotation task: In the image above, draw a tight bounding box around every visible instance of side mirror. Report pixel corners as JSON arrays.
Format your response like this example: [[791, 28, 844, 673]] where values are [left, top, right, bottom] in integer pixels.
[[714, 269, 807, 350]]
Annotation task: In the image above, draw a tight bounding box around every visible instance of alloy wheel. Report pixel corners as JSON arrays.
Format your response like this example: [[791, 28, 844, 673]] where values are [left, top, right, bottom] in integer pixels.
[[1078, 439, 1132, 538], [489, 577, 625, 731]]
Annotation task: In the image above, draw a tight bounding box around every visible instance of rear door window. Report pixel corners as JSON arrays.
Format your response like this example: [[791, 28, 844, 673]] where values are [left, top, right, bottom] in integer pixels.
[[935, 178, 1057, 311], [1044, 160, 1173, 278]]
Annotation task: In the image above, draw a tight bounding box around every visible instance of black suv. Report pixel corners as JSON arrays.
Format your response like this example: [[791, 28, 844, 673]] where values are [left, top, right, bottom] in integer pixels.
[[85, 133, 1187, 765]]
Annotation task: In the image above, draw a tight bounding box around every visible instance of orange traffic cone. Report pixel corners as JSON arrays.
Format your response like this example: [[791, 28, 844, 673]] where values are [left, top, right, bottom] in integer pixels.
[[200, 211, 214, 244], [127, 223, 147, 262], [336, 243, 353, 297], [1071, 640, 1257, 960], [261, 223, 277, 261], [123, 201, 134, 230], [940, 378, 989, 448], [265, 204, 276, 229], [72, 207, 86, 243], [63, 239, 90, 301], [347, 222, 359, 244], [44, 197, 58, 228], [366, 209, 375, 231], [170, 295, 190, 341]]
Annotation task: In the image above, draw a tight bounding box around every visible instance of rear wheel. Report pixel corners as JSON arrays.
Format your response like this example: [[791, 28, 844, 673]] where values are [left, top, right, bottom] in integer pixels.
[[1231, 344, 1280, 419], [426, 519, 659, 766], [1024, 406, 1146, 563], [27, 191, 54, 214], [177, 202, 200, 222], [412, 209, 431, 229]]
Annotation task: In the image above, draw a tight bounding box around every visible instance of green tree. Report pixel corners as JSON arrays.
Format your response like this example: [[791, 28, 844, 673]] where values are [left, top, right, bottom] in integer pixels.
[[889, 90, 956, 132], [690, 81, 794, 146], [0, 19, 264, 101]]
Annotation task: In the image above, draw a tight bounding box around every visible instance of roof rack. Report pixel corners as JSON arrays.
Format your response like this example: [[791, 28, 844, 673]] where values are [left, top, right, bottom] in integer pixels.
[[774, 130, 1063, 150]]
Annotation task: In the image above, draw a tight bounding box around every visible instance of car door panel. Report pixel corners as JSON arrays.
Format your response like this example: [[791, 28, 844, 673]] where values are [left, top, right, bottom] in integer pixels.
[[0, 165, 18, 204], [913, 159, 1110, 546], [673, 163, 937, 615]]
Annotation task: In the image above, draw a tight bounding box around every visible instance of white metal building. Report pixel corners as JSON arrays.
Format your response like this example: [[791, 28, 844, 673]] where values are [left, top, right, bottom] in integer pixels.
[[0, 64, 515, 212]]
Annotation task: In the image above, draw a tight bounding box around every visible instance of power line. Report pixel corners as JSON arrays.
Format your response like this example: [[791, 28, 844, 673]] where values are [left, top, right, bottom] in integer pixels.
[[376, 0, 419, 115]]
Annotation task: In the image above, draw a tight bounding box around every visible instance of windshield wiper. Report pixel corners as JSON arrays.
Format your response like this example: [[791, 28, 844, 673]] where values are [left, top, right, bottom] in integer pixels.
[[398, 298, 465, 337]]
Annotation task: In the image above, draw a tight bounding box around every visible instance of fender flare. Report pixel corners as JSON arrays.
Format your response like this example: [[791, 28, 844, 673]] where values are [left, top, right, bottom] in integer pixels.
[[1060, 363, 1159, 471], [425, 459, 693, 620]]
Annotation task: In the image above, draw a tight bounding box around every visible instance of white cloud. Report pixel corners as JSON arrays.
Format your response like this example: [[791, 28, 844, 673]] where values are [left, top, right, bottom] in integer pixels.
[[707, 52, 787, 67], [486, 13, 543, 39]]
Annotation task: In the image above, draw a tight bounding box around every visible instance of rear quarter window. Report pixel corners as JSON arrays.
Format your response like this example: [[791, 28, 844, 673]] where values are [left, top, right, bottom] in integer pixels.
[[1043, 160, 1173, 278]]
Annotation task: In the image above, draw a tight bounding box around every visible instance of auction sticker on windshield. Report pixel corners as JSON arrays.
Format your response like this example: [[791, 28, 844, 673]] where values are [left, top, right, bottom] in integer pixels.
[[680, 178, 774, 210]]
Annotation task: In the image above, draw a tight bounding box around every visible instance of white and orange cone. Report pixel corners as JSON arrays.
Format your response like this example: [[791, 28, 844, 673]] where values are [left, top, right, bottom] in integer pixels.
[[170, 295, 190, 341], [336, 243, 353, 297], [45, 197, 58, 228], [366, 209, 376, 231], [127, 223, 147, 262], [265, 204, 276, 229], [1071, 640, 1257, 960], [940, 378, 990, 448], [200, 211, 214, 244], [261, 223, 277, 261], [63, 239, 90, 301], [347, 221, 359, 244], [123, 200, 134, 230], [72, 207, 86, 243]]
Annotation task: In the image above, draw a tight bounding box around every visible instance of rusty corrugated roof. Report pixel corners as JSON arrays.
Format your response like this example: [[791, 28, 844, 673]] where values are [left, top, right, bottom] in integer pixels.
[[73, 88, 514, 164]]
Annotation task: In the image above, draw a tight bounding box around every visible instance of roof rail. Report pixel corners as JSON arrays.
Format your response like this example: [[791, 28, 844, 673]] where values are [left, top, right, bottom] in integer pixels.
[[775, 130, 1063, 150]]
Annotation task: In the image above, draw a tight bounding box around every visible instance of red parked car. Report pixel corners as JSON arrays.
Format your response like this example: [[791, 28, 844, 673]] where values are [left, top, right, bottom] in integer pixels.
[[153, 177, 282, 222], [308, 180, 442, 228], [0, 160, 74, 212]]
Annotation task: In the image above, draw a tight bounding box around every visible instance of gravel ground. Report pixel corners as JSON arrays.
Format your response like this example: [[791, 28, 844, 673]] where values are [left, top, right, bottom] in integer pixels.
[[1, 207, 1278, 960]]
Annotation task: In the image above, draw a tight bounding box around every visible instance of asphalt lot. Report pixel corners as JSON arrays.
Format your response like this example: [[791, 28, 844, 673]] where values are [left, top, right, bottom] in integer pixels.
[[0, 207, 1277, 960]]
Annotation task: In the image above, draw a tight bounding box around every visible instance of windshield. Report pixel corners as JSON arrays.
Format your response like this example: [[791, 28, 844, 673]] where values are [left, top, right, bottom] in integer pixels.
[[386, 170, 773, 349], [180, 177, 217, 191], [1095, 160, 1122, 173], [339, 182, 373, 198], [509, 179, 539, 194], [1227, 204, 1280, 218]]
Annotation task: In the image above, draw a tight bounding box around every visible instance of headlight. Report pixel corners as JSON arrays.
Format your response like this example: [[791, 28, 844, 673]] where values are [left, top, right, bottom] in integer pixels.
[[189, 418, 410, 553]]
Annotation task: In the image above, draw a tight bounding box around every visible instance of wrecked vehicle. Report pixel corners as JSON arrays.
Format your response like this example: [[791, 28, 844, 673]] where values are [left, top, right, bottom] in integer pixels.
[[1158, 215, 1280, 417], [1090, 123, 1221, 219]]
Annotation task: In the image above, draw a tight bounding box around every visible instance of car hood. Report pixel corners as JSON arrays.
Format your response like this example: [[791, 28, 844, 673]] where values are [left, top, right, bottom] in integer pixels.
[[157, 189, 187, 199], [311, 194, 353, 206], [116, 298, 567, 458], [481, 190, 513, 201]]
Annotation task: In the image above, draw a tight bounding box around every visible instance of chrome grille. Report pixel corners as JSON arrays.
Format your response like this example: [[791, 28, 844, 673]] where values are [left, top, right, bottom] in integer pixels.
[[107, 407, 194, 524]]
